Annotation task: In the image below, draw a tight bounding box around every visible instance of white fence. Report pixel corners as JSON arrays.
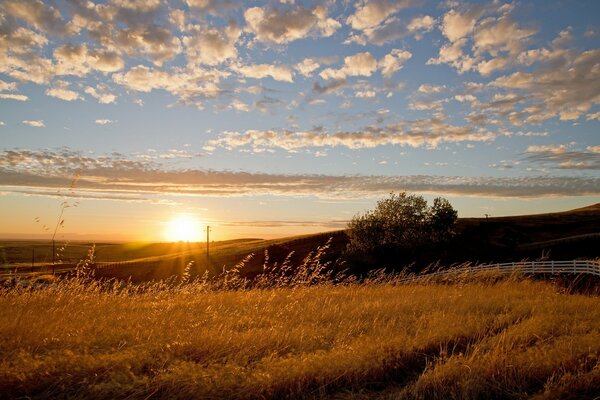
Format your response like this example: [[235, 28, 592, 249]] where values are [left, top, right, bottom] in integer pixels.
[[401, 260, 600, 282]]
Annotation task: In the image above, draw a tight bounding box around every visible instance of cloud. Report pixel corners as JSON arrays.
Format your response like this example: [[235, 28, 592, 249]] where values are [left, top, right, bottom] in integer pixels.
[[205, 117, 494, 151], [2, 0, 68, 35], [0, 93, 28, 101], [489, 49, 600, 123], [407, 15, 436, 33], [1, 149, 598, 199], [430, 5, 537, 76], [244, 5, 340, 44], [344, 0, 421, 45], [85, 85, 117, 104], [0, 80, 18, 91], [346, 0, 416, 30], [53, 43, 124, 76], [418, 84, 446, 94], [95, 119, 114, 125], [183, 23, 241, 66], [440, 8, 482, 43], [45, 80, 82, 101], [320, 51, 378, 80], [295, 58, 320, 77], [524, 143, 600, 170], [22, 120, 45, 127], [112, 65, 224, 107], [312, 79, 347, 95], [232, 63, 294, 82], [378, 49, 412, 78]]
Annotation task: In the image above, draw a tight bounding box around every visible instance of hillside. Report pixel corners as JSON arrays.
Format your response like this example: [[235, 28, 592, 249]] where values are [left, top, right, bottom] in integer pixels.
[[1, 204, 599, 281]]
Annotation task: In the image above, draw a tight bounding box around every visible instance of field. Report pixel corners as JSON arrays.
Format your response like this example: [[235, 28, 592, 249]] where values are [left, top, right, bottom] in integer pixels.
[[1, 205, 599, 398], [1, 274, 599, 399]]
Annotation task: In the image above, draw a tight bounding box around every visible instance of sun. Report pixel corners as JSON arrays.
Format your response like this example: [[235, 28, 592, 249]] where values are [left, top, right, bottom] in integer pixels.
[[165, 215, 203, 242]]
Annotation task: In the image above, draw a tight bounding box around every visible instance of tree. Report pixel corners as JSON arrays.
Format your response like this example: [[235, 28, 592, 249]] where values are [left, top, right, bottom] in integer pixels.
[[346, 192, 457, 256]]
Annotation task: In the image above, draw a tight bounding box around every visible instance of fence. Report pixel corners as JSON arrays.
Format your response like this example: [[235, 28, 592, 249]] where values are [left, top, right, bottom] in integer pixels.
[[400, 260, 600, 283]]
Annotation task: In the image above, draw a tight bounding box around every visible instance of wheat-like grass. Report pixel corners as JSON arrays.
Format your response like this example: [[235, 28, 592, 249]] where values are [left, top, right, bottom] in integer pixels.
[[1, 240, 599, 399]]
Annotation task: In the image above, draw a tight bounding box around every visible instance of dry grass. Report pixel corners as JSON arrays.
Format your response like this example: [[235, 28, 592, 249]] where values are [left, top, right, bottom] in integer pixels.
[[1, 267, 599, 399]]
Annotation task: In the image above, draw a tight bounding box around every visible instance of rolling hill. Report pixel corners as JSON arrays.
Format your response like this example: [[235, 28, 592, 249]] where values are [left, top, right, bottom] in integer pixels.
[[1, 204, 599, 281]]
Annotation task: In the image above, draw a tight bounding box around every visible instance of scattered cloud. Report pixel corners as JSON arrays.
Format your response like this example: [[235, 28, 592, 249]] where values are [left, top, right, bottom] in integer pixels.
[[0, 93, 28, 101], [524, 143, 600, 170], [22, 120, 45, 127], [45, 80, 82, 101], [418, 84, 446, 94], [345, 0, 420, 45], [95, 119, 114, 125], [244, 5, 340, 45], [378, 49, 412, 78], [205, 117, 494, 152], [295, 58, 320, 77], [232, 63, 294, 82], [183, 23, 241, 66], [85, 85, 117, 104], [1, 149, 597, 199]]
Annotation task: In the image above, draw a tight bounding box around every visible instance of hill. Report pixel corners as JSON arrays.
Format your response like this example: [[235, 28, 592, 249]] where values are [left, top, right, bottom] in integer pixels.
[[1, 204, 599, 281]]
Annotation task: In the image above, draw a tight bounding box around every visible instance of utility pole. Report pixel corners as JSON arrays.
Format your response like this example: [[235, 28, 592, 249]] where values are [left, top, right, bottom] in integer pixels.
[[32, 248, 35, 273], [206, 225, 211, 260]]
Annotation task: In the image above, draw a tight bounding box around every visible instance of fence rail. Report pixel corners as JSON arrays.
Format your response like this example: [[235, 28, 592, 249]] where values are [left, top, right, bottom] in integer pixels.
[[401, 260, 600, 282]]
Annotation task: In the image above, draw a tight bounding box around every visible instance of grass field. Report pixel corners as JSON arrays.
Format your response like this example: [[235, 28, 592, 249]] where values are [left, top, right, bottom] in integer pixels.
[[1, 273, 599, 399]]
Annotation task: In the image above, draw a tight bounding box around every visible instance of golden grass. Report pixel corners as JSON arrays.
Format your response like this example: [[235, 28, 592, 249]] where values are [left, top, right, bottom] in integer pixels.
[[1, 274, 599, 399]]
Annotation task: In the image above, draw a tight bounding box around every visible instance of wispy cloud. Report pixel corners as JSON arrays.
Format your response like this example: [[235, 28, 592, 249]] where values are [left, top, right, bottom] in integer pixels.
[[524, 143, 600, 170], [95, 119, 115, 125], [1, 149, 598, 200], [205, 118, 495, 151], [22, 120, 45, 127]]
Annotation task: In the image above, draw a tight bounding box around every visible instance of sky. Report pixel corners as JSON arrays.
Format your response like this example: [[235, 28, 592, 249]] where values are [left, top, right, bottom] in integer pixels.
[[0, 0, 599, 242]]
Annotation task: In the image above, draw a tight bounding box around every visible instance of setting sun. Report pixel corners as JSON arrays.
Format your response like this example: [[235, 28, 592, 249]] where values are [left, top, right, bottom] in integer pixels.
[[165, 215, 203, 242]]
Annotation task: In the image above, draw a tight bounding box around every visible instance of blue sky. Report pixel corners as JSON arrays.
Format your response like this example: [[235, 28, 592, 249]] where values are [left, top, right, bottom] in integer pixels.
[[0, 0, 599, 240]]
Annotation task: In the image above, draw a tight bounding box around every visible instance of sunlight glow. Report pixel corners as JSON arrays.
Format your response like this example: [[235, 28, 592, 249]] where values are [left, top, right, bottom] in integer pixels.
[[165, 215, 203, 242]]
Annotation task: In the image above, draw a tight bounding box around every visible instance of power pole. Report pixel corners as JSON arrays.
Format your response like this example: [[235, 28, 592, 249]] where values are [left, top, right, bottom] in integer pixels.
[[206, 225, 211, 260]]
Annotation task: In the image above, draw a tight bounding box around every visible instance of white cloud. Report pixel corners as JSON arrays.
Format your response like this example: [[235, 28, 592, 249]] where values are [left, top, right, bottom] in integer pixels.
[[112, 65, 224, 107], [0, 93, 28, 101], [418, 84, 446, 94], [232, 63, 294, 82], [295, 58, 320, 77], [85, 85, 117, 104], [378, 49, 412, 78], [441, 8, 481, 42], [3, 149, 597, 199], [244, 5, 340, 44], [22, 120, 45, 127], [320, 52, 378, 80], [489, 49, 600, 123], [183, 23, 241, 66], [53, 44, 125, 76], [525, 143, 600, 170], [95, 119, 114, 125], [0, 80, 18, 91], [206, 118, 494, 152], [346, 0, 415, 31], [407, 15, 436, 32], [45, 80, 82, 101]]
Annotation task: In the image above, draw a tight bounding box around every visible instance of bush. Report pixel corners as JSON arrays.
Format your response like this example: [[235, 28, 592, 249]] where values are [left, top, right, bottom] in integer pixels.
[[345, 192, 457, 265]]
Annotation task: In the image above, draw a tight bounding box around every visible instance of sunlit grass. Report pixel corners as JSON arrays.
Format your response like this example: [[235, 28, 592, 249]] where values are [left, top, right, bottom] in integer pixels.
[[1, 271, 599, 399]]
